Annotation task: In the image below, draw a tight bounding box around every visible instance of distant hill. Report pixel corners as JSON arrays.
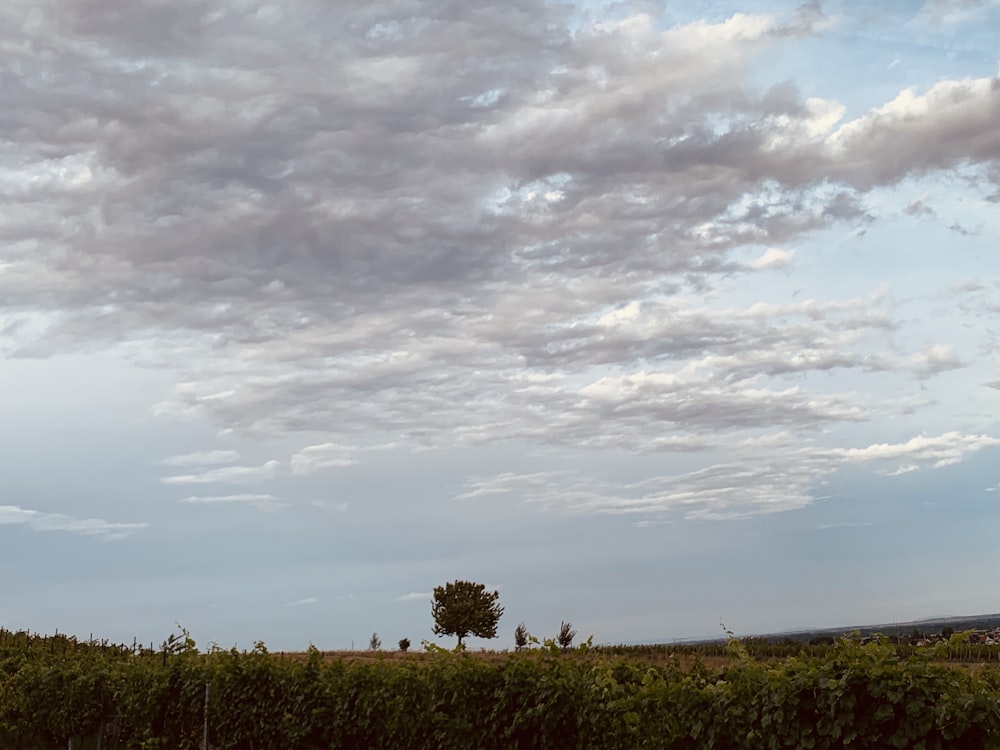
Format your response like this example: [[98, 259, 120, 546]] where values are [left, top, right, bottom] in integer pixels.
[[672, 613, 1000, 646], [750, 613, 1000, 644]]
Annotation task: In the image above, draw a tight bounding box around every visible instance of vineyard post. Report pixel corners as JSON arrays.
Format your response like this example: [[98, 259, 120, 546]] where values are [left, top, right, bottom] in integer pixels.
[[204, 682, 211, 750]]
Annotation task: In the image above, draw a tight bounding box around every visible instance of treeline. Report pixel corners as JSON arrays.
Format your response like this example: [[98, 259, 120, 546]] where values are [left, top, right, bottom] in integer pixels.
[[4, 629, 1000, 749], [0, 629, 159, 659], [596, 638, 1000, 663]]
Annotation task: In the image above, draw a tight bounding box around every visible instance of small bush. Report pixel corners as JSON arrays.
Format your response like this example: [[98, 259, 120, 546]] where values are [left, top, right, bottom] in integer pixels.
[[557, 621, 576, 650], [514, 622, 530, 651]]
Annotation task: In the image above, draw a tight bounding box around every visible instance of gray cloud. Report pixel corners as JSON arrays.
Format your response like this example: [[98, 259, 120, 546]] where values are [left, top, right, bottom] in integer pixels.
[[146, 292, 905, 453], [821, 76, 1000, 189], [904, 199, 935, 217], [949, 222, 982, 236], [1, 3, 992, 334], [0, 2, 995, 514]]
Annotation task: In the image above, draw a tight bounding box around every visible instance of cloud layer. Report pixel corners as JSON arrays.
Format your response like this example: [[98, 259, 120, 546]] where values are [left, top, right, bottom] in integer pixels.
[[0, 0, 997, 526], [1, 0, 999, 654]]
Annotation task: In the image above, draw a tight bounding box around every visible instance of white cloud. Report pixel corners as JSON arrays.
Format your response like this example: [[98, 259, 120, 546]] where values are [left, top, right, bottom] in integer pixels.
[[632, 519, 674, 528], [460, 464, 817, 520], [396, 592, 433, 602], [815, 522, 874, 530], [596, 301, 642, 328], [829, 432, 1000, 469], [748, 247, 796, 270], [160, 450, 242, 467], [179, 494, 286, 511], [0, 504, 147, 540], [880, 464, 919, 477], [161, 460, 280, 485], [284, 597, 319, 607], [311, 500, 349, 512], [903, 345, 963, 378], [921, 0, 1000, 24], [0, 505, 36, 525], [290, 443, 357, 475], [460, 431, 999, 520]]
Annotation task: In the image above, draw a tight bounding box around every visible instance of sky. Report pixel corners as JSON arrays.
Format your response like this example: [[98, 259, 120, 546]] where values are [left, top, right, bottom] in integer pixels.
[[1, 0, 999, 652]]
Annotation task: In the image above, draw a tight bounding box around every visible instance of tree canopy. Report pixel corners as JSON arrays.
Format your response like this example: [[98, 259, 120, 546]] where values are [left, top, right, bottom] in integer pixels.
[[431, 580, 504, 646]]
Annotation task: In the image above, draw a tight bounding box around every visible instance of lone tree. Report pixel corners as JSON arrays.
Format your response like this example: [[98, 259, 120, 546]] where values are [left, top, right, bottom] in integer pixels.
[[431, 580, 504, 647]]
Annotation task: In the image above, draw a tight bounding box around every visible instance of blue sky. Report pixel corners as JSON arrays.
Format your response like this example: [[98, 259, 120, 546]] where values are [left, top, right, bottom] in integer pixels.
[[1, 0, 998, 651]]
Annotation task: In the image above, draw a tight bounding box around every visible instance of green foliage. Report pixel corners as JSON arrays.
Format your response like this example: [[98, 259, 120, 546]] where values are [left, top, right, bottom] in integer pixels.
[[421, 639, 454, 654], [4, 626, 1000, 749], [431, 580, 504, 646], [398, 638, 411, 652]]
